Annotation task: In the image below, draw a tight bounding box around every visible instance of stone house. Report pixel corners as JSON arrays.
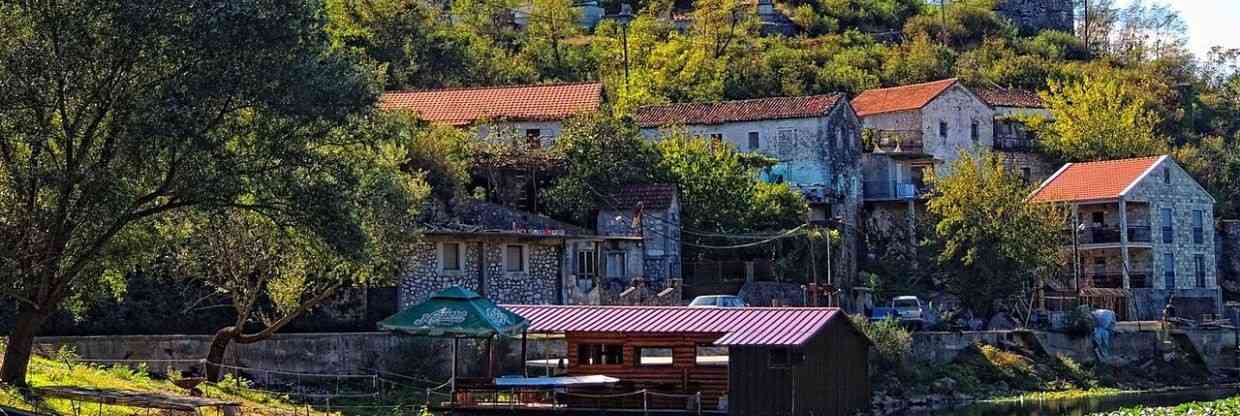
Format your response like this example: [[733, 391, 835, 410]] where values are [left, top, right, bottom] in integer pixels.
[[377, 82, 604, 147], [633, 93, 863, 288], [1030, 156, 1222, 320], [993, 0, 1075, 36], [975, 87, 1057, 186]]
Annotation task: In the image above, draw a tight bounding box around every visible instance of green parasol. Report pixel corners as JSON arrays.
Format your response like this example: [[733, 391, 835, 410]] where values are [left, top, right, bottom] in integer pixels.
[[379, 287, 529, 338]]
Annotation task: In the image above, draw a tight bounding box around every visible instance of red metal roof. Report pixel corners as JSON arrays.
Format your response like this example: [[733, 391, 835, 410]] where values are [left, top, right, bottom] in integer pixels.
[[633, 94, 845, 128], [378, 82, 603, 126], [975, 88, 1044, 108], [1029, 156, 1166, 203], [503, 305, 844, 346], [851, 78, 959, 117]]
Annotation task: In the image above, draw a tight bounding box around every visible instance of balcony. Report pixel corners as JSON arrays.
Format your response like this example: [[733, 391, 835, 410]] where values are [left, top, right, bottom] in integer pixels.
[[1083, 264, 1153, 289], [993, 137, 1035, 152], [863, 181, 928, 201], [1063, 226, 1153, 246], [865, 130, 927, 156]]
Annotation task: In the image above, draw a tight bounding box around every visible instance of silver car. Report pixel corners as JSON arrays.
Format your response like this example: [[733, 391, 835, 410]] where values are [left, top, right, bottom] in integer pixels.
[[689, 295, 749, 307]]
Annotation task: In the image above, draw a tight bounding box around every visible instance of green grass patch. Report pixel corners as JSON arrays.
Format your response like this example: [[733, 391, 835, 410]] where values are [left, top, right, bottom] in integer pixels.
[[1090, 395, 1240, 415]]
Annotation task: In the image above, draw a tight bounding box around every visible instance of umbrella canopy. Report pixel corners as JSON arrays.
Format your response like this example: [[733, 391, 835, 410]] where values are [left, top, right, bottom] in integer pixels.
[[379, 287, 529, 338]]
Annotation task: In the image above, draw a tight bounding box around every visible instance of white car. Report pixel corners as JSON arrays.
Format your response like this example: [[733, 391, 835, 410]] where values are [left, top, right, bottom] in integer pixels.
[[689, 295, 749, 308], [892, 296, 926, 326]]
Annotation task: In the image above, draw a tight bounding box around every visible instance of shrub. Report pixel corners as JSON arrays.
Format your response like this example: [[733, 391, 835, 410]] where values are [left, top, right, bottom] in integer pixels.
[[851, 314, 912, 371]]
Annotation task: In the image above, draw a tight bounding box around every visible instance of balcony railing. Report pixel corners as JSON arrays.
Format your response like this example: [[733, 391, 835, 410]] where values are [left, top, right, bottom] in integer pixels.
[[993, 137, 1035, 151], [1083, 267, 1152, 288], [1062, 226, 1153, 245], [865, 130, 925, 154], [863, 181, 928, 201]]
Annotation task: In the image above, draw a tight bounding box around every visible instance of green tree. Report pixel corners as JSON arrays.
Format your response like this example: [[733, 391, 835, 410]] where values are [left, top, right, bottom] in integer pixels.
[[881, 34, 956, 85], [541, 114, 660, 224], [1174, 135, 1240, 219], [0, 1, 376, 385], [1026, 75, 1170, 162], [521, 0, 594, 82], [927, 151, 1065, 318], [902, 0, 1015, 49]]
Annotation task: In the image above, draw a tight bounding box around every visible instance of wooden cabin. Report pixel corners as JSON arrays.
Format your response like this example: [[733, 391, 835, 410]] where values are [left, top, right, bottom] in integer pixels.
[[506, 305, 872, 416]]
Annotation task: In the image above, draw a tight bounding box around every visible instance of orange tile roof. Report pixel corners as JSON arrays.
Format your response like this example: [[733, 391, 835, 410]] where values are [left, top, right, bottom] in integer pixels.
[[634, 94, 845, 127], [1028, 156, 1166, 203], [851, 79, 960, 117], [378, 82, 603, 126]]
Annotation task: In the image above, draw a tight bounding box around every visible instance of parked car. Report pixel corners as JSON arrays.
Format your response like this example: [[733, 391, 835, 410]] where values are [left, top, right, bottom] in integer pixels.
[[892, 296, 927, 329], [689, 295, 748, 307]]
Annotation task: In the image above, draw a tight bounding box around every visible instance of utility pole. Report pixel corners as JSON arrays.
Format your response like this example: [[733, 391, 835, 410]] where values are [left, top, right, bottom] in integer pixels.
[[940, 0, 948, 45], [1083, 0, 1090, 58], [617, 4, 635, 88]]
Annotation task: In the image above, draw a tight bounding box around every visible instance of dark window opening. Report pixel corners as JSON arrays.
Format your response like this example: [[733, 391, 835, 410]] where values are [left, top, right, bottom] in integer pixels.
[[636, 347, 675, 366], [441, 243, 462, 271], [525, 129, 541, 148], [1164, 167, 1172, 184], [1021, 167, 1032, 186], [1195, 254, 1206, 288], [577, 344, 623, 366], [768, 348, 805, 368], [1164, 253, 1176, 289], [1193, 210, 1204, 244], [1091, 212, 1105, 227], [576, 250, 597, 280], [970, 120, 979, 142], [748, 131, 760, 150], [1161, 208, 1173, 244], [709, 133, 723, 144], [505, 244, 526, 272], [939, 121, 948, 138]]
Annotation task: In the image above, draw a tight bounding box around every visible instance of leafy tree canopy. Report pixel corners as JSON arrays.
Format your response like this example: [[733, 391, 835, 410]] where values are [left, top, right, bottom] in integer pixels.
[[1025, 73, 1170, 163]]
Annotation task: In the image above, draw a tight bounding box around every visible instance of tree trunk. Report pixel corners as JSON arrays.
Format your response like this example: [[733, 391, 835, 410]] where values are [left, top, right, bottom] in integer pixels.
[[1, 305, 51, 386], [205, 326, 240, 382]]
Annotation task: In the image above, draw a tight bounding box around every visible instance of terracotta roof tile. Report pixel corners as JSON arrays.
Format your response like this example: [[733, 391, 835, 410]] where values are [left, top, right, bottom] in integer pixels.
[[976, 88, 1044, 108], [851, 78, 959, 117], [1029, 156, 1166, 203], [378, 82, 603, 126], [634, 94, 845, 128], [605, 184, 678, 210]]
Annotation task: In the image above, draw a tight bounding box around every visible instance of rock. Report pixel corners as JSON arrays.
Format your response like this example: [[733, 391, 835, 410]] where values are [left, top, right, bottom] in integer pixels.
[[931, 377, 958, 394]]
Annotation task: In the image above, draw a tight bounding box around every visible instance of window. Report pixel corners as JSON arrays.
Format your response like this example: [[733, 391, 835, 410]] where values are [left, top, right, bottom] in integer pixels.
[[505, 244, 526, 272], [1193, 210, 1204, 244], [970, 120, 979, 142], [576, 250, 597, 279], [768, 348, 805, 368], [1091, 212, 1105, 227], [1161, 208, 1173, 244], [1163, 167, 1172, 184], [695, 345, 727, 366], [1020, 167, 1032, 186], [777, 129, 796, 159], [939, 121, 948, 138], [525, 129, 541, 148], [1195, 254, 1207, 288], [1093, 257, 1106, 277], [577, 344, 623, 366], [440, 243, 462, 271], [636, 347, 675, 366], [709, 133, 723, 145], [747, 131, 760, 150], [1164, 253, 1176, 289], [605, 252, 627, 278]]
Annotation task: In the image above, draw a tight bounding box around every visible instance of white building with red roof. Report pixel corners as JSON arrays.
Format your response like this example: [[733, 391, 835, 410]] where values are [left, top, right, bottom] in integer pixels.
[[1031, 155, 1220, 320], [378, 82, 604, 146]]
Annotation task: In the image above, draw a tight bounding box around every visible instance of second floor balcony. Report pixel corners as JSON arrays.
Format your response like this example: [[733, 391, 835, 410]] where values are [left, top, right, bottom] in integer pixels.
[[993, 137, 1035, 152], [1062, 226, 1153, 246], [864, 129, 927, 156], [863, 180, 928, 201]]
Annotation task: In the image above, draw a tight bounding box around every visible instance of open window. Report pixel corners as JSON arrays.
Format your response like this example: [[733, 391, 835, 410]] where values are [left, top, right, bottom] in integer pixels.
[[636, 347, 675, 366], [577, 344, 623, 366]]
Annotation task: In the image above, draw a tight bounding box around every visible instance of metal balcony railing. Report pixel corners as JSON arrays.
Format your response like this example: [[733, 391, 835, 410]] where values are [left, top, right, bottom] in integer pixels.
[[1062, 226, 1153, 245], [862, 181, 927, 201], [865, 130, 925, 154], [993, 137, 1035, 151]]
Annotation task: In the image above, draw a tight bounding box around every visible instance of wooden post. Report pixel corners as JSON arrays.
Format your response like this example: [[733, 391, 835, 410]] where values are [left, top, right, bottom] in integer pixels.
[[521, 330, 529, 377], [1120, 198, 1132, 289], [451, 338, 458, 404]]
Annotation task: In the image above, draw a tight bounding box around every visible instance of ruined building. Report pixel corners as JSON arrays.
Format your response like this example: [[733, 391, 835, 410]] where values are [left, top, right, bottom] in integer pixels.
[[993, 0, 1075, 36]]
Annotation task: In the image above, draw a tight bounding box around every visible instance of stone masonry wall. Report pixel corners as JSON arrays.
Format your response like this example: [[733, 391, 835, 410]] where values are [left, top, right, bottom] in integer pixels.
[[993, 0, 1075, 35], [400, 238, 561, 308]]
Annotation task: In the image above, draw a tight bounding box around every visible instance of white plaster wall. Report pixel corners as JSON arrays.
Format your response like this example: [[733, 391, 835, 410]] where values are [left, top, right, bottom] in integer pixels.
[[920, 85, 995, 172], [477, 120, 565, 146], [994, 106, 1051, 119], [857, 109, 922, 131]]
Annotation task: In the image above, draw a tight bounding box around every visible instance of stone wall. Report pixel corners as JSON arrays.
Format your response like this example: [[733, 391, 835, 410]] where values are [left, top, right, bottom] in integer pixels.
[[993, 0, 1075, 35], [399, 238, 562, 308], [911, 328, 1239, 369]]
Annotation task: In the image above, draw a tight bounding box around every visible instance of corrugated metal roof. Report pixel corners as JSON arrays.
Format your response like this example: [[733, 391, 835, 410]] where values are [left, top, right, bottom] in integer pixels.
[[503, 305, 844, 347]]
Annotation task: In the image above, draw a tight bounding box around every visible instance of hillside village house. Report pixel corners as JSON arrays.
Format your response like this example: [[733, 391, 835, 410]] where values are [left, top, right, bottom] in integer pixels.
[[633, 94, 863, 289], [377, 82, 604, 147], [1030, 156, 1222, 320], [976, 87, 1057, 185]]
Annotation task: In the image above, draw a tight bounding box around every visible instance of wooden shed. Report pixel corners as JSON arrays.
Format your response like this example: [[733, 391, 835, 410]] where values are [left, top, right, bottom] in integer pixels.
[[506, 305, 871, 416]]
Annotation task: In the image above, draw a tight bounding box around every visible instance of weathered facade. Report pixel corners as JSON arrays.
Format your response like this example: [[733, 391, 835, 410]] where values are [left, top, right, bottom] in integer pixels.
[[1031, 156, 1222, 320], [976, 87, 1058, 186], [634, 94, 863, 294], [993, 0, 1075, 36]]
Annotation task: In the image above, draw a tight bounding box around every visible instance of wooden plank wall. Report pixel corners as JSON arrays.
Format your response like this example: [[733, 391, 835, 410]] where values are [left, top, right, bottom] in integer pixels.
[[563, 332, 729, 410], [728, 318, 871, 416]]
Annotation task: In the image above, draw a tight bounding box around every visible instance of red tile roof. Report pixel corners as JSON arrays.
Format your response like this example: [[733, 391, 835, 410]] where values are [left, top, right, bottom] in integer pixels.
[[851, 78, 960, 117], [378, 82, 604, 126], [606, 184, 678, 210], [634, 94, 845, 128], [1029, 156, 1166, 203], [975, 88, 1045, 108], [503, 305, 846, 346]]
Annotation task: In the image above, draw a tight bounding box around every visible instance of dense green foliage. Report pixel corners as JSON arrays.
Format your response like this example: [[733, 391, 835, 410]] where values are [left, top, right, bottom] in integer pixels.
[[927, 152, 1065, 316], [850, 315, 912, 371], [1091, 395, 1240, 416]]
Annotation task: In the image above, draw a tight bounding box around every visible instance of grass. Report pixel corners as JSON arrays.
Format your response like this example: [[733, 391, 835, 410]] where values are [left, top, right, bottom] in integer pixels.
[[0, 344, 426, 416], [1090, 395, 1240, 415]]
